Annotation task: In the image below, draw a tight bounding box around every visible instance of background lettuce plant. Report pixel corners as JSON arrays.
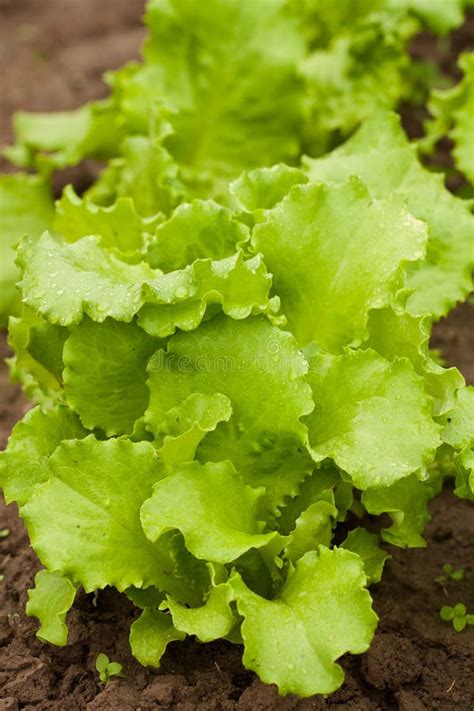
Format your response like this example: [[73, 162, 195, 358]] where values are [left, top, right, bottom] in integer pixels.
[[0, 0, 473, 699], [422, 51, 474, 183], [1, 0, 472, 326]]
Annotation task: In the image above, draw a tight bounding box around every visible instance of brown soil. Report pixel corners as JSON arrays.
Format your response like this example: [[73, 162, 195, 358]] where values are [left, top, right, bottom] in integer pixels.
[[0, 2, 473, 709]]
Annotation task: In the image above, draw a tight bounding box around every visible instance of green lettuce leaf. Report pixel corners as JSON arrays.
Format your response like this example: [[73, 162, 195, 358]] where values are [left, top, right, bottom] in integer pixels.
[[365, 306, 464, 415], [138, 251, 274, 338], [301, 30, 408, 156], [0, 405, 86, 506], [341, 528, 389, 584], [1, 0, 471, 693], [438, 386, 474, 451], [232, 547, 377, 697], [389, 0, 464, 33], [54, 186, 163, 257], [63, 318, 158, 436], [289, 0, 386, 49], [276, 466, 353, 532], [164, 582, 237, 642], [130, 608, 185, 668], [26, 570, 77, 646], [252, 177, 427, 350], [362, 473, 438, 547], [293, 0, 463, 154], [146, 315, 314, 515], [283, 495, 337, 563], [145, 199, 248, 272], [454, 448, 474, 500], [141, 460, 280, 563], [86, 134, 185, 217], [118, 0, 306, 196], [21, 437, 208, 599], [304, 111, 474, 317], [125, 586, 165, 610], [157, 392, 232, 466], [6, 101, 124, 172], [0, 174, 54, 326], [230, 164, 308, 213], [17, 232, 156, 326], [305, 349, 441, 488], [7, 307, 68, 405], [423, 52, 474, 183]]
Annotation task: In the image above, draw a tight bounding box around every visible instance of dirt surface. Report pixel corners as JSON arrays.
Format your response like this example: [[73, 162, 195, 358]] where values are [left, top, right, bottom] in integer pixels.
[[0, 0, 146, 190], [1, 2, 473, 710]]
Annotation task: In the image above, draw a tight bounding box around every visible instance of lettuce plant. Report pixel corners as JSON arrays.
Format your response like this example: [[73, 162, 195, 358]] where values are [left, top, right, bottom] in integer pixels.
[[0, 0, 468, 324], [0, 0, 473, 699]]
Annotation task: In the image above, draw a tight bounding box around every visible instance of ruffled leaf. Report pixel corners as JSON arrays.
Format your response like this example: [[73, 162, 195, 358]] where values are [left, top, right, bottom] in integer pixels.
[[7, 101, 124, 172], [86, 134, 185, 217], [138, 252, 274, 338], [454, 448, 474, 500], [438, 386, 474, 452], [423, 53, 474, 183], [277, 466, 353, 533], [64, 318, 158, 436], [157, 392, 232, 466], [284, 495, 337, 564], [365, 306, 464, 415], [17, 232, 156, 327], [0, 405, 86, 506], [54, 186, 163, 256], [7, 307, 68, 405], [305, 349, 441, 488], [0, 174, 53, 326], [26, 570, 77, 646], [21, 437, 208, 599], [141, 460, 280, 563], [390, 0, 464, 34], [232, 547, 377, 697], [252, 178, 427, 350], [145, 199, 248, 272], [120, 0, 306, 195], [230, 164, 308, 213], [362, 473, 438, 547], [164, 582, 237, 642], [130, 608, 185, 668], [146, 315, 314, 516], [304, 111, 474, 317], [341, 528, 389, 584]]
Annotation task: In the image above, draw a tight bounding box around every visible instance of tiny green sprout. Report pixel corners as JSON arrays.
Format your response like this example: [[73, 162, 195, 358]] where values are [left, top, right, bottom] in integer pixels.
[[440, 603, 474, 632], [435, 563, 464, 584], [0, 528, 10, 539], [95, 653, 124, 683]]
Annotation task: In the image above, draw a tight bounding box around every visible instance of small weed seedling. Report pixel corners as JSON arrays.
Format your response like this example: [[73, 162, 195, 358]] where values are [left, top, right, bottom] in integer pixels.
[[440, 603, 474, 632], [95, 653, 124, 683], [0, 529, 10, 539], [435, 563, 464, 585]]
